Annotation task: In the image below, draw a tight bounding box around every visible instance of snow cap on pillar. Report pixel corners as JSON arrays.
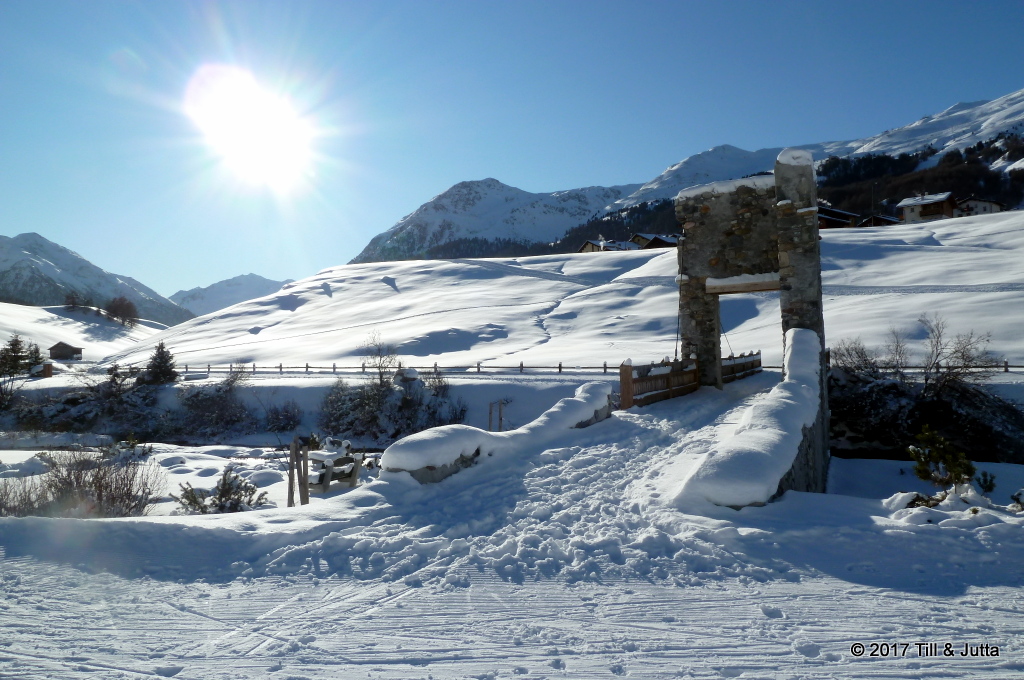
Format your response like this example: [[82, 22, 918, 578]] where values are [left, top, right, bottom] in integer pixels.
[[776, 148, 814, 166]]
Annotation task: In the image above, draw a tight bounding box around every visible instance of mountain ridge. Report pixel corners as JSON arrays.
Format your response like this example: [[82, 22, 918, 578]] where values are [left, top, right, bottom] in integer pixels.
[[352, 87, 1024, 263]]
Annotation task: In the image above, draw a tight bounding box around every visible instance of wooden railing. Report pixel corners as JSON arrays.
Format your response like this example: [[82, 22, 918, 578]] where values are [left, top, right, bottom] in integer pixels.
[[722, 351, 762, 383], [619, 359, 699, 409]]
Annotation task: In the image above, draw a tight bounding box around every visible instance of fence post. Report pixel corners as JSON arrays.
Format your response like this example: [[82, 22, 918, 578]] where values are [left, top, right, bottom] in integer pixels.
[[603, 361, 607, 374], [300, 445, 310, 505], [488, 402, 494, 432], [287, 438, 297, 508], [279, 363, 283, 374], [333, 363, 336, 373], [477, 362, 481, 373], [434, 362, 439, 373], [207, 364, 211, 375], [252, 362, 256, 373], [306, 363, 310, 373], [1006, 359, 1010, 373], [361, 362, 365, 373], [558, 362, 562, 374], [619, 362, 634, 409], [498, 400, 504, 432], [185, 364, 188, 373], [519, 361, 524, 374]]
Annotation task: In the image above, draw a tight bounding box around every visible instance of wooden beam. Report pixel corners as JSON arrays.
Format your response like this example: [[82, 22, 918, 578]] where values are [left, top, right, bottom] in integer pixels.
[[705, 280, 781, 295]]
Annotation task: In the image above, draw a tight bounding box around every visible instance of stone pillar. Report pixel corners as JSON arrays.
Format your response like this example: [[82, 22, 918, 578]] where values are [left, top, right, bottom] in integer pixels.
[[677, 274, 722, 388], [774, 149, 824, 347]]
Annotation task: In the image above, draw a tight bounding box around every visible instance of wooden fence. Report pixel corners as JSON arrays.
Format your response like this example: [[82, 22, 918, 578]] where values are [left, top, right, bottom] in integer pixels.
[[173, 360, 619, 377], [619, 350, 764, 409], [722, 351, 762, 383], [619, 359, 700, 409]]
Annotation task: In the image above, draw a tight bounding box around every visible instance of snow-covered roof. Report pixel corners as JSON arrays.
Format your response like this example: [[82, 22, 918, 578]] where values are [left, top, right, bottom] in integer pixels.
[[674, 174, 776, 202], [896, 192, 952, 208]]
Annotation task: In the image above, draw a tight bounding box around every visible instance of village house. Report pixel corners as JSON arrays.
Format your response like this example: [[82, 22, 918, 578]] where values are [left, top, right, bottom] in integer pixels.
[[629, 233, 680, 249], [857, 214, 901, 228], [955, 195, 1004, 217], [896, 192, 957, 223], [48, 342, 83, 361], [577, 239, 639, 253], [817, 204, 859, 229]]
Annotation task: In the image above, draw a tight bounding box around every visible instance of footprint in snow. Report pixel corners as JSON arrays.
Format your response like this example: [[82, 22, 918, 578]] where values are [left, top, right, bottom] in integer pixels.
[[758, 603, 785, 618], [792, 638, 820, 657]]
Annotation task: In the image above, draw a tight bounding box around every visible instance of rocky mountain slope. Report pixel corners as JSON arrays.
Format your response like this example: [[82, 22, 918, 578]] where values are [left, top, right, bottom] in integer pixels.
[[0, 233, 192, 326], [353, 87, 1024, 262], [170, 273, 292, 317]]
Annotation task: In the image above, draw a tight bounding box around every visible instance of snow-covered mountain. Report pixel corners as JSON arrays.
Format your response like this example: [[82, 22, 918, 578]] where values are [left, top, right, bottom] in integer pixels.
[[170, 273, 292, 317], [350, 179, 641, 263], [354, 87, 1024, 262], [0, 233, 193, 326]]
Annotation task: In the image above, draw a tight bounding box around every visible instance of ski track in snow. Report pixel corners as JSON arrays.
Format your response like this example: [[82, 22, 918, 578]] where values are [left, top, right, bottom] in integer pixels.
[[3, 371, 1024, 678]]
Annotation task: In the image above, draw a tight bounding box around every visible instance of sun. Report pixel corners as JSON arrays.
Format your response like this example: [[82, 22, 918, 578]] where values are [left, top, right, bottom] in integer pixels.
[[184, 64, 314, 192]]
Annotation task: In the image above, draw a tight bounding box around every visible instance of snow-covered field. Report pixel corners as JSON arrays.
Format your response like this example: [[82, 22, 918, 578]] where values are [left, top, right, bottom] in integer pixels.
[[98, 210, 1024, 373], [3, 211, 1024, 678], [2, 373, 1024, 678], [0, 302, 164, 363]]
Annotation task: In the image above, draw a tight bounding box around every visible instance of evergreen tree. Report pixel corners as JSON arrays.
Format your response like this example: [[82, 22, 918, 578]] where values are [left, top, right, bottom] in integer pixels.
[[24, 343, 44, 371], [0, 335, 26, 375], [144, 341, 178, 384]]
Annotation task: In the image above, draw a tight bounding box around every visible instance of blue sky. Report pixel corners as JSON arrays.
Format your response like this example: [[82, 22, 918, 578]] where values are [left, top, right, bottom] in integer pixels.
[[2, 0, 1023, 296]]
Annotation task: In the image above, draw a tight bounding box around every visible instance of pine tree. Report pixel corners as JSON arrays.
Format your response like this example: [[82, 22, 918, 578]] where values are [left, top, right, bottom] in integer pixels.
[[24, 343, 44, 372], [145, 341, 178, 384], [0, 335, 26, 375]]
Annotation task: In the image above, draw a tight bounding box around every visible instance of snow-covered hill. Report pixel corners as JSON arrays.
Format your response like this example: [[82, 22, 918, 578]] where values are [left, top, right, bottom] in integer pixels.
[[105, 210, 1024, 372], [350, 179, 641, 263], [354, 87, 1024, 261], [0, 302, 164, 361], [170, 273, 292, 317], [0, 233, 193, 326]]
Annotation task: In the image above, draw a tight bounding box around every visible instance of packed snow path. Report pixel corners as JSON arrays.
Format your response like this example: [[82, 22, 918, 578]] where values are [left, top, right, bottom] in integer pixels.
[[2, 373, 1023, 678]]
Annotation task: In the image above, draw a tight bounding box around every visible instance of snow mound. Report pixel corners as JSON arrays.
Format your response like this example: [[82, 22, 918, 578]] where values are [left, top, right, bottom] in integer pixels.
[[675, 329, 821, 508], [381, 382, 613, 478]]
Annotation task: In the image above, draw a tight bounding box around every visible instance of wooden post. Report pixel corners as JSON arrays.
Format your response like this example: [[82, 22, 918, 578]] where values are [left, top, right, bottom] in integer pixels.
[[207, 364, 211, 375], [519, 361, 524, 373], [361, 362, 365, 373], [252, 362, 256, 373], [488, 402, 494, 432], [279, 363, 283, 374], [185, 364, 188, 373], [321, 458, 334, 494], [305, 363, 310, 373], [619, 363, 634, 409], [333, 363, 336, 373], [558, 362, 562, 374], [299, 446, 310, 505], [603, 361, 607, 374], [1006, 359, 1010, 373], [477, 362, 481, 373], [498, 400, 504, 432], [287, 438, 297, 508]]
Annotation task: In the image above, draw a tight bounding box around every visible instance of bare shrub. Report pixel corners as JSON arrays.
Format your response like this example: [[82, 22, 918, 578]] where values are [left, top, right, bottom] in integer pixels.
[[266, 399, 303, 432], [830, 338, 879, 377], [363, 330, 398, 388], [178, 366, 257, 437], [918, 313, 1001, 395], [0, 449, 164, 518]]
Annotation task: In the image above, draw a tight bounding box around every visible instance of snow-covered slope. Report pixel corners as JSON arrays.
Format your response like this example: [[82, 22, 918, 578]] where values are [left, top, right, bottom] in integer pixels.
[[105, 210, 1024, 371], [170, 273, 292, 317], [0, 233, 193, 326], [0, 302, 163, 361], [350, 178, 641, 263]]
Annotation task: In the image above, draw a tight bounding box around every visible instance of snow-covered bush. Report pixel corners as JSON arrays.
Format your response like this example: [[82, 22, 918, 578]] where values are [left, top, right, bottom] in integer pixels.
[[0, 448, 163, 518], [265, 399, 303, 432], [908, 425, 976, 492], [177, 368, 258, 437], [171, 468, 268, 514], [318, 369, 466, 444]]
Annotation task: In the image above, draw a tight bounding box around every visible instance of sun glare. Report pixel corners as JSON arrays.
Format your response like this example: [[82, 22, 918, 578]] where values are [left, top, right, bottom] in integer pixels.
[[184, 64, 314, 192]]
